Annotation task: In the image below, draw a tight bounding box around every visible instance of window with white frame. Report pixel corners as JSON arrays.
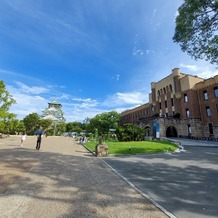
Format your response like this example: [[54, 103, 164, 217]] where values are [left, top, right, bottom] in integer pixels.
[[186, 108, 190, 118], [188, 124, 191, 135], [184, 93, 188, 102], [214, 87, 218, 97], [206, 106, 212, 116], [203, 90, 208, 100]]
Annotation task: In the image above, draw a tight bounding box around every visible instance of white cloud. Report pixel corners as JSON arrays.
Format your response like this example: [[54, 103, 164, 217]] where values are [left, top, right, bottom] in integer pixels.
[[71, 97, 94, 102], [145, 50, 150, 55], [197, 70, 218, 79], [112, 74, 120, 81], [15, 81, 49, 94], [132, 48, 144, 56], [9, 92, 48, 119], [103, 91, 149, 107], [175, 10, 179, 19], [179, 64, 199, 71], [180, 63, 218, 79], [71, 98, 98, 108], [64, 107, 106, 122], [0, 69, 43, 83]]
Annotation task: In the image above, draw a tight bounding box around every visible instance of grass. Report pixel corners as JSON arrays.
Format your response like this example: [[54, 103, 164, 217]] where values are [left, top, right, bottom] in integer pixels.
[[85, 140, 178, 155]]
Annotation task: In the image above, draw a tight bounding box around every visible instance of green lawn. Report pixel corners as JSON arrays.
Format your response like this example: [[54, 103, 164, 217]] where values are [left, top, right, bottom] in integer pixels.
[[85, 140, 178, 155]]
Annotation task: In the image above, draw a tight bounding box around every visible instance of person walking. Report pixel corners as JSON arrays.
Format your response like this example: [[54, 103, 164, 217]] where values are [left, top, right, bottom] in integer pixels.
[[20, 132, 26, 147], [36, 134, 42, 150], [81, 136, 86, 145]]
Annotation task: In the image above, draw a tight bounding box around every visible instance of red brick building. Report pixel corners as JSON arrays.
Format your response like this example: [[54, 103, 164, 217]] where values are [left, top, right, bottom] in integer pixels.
[[120, 68, 218, 140]]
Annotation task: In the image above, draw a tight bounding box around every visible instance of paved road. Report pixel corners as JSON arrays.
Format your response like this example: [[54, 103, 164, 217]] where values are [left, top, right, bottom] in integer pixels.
[[103, 139, 218, 218], [0, 136, 167, 218]]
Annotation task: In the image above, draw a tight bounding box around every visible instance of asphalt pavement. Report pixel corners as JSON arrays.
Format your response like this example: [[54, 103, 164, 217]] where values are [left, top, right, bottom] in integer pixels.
[[0, 135, 167, 218], [1, 136, 217, 218], [103, 138, 218, 218]]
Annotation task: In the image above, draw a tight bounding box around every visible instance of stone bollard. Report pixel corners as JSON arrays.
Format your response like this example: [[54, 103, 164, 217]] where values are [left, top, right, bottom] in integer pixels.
[[95, 144, 109, 157]]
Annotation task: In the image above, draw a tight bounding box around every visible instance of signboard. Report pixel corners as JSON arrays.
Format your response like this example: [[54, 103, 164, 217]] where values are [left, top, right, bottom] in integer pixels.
[[153, 122, 160, 139]]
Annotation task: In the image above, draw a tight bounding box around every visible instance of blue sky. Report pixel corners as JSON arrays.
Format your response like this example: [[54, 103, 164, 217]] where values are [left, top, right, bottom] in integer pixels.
[[0, 0, 217, 122]]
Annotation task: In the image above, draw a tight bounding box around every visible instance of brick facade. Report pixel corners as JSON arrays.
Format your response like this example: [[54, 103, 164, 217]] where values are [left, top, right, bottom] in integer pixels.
[[120, 68, 218, 140]]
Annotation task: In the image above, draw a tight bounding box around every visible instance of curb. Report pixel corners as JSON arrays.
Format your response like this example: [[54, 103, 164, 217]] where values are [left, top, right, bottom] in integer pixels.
[[101, 159, 177, 218], [82, 143, 177, 218]]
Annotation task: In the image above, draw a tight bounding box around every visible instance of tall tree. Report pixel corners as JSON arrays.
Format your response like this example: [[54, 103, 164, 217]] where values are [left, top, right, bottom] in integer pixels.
[[66, 122, 86, 133], [55, 122, 66, 135], [16, 121, 26, 134], [87, 111, 120, 134], [23, 113, 40, 135], [0, 81, 16, 133], [39, 119, 53, 131], [173, 0, 218, 64]]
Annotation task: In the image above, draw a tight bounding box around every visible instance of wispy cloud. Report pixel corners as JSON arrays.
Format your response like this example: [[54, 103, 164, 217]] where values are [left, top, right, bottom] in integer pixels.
[[179, 64, 199, 71], [8, 92, 48, 119], [71, 98, 99, 109], [14, 81, 49, 94], [132, 47, 144, 56], [103, 91, 149, 107], [0, 69, 43, 83], [151, 9, 157, 24], [198, 70, 218, 79], [112, 74, 120, 81], [180, 63, 218, 79]]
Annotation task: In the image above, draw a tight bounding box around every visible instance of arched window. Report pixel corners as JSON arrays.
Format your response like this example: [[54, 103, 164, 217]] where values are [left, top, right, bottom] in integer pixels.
[[184, 93, 188, 102], [188, 124, 191, 135], [169, 84, 172, 92]]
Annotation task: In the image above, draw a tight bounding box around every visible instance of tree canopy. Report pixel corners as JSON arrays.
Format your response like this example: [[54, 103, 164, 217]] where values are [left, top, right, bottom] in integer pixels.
[[0, 80, 16, 119], [66, 122, 86, 133], [87, 111, 120, 134], [22, 113, 40, 134], [0, 81, 16, 133], [173, 0, 218, 65]]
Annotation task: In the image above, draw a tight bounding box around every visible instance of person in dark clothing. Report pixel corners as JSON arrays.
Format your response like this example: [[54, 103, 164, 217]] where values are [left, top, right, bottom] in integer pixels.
[[36, 134, 42, 150]]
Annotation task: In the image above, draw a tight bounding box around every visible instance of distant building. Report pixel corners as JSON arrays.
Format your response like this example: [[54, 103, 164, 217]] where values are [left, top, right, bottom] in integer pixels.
[[120, 68, 218, 140], [41, 100, 65, 123]]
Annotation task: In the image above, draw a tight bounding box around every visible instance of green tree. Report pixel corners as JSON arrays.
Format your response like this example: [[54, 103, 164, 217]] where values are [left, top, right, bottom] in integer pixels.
[[23, 113, 40, 135], [173, 0, 218, 64], [39, 119, 53, 131], [16, 121, 26, 133], [66, 122, 86, 133], [0, 80, 16, 133], [116, 123, 145, 142], [6, 118, 19, 134], [115, 126, 125, 141], [55, 122, 66, 135], [87, 111, 120, 134]]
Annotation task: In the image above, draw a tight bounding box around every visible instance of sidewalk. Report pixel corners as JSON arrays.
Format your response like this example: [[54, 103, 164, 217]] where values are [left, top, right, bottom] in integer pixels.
[[0, 136, 167, 218], [167, 137, 218, 147]]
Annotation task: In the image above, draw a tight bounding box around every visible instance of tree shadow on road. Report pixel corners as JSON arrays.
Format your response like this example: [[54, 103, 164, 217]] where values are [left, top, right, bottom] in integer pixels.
[[0, 147, 167, 217], [104, 147, 218, 218]]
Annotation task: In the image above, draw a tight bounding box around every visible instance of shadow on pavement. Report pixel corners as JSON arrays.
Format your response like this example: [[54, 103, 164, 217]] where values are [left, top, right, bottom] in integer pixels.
[[0, 146, 167, 217], [104, 147, 218, 218]]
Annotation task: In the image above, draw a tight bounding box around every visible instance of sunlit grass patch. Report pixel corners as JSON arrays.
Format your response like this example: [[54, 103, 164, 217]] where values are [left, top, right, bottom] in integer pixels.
[[85, 140, 177, 155]]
